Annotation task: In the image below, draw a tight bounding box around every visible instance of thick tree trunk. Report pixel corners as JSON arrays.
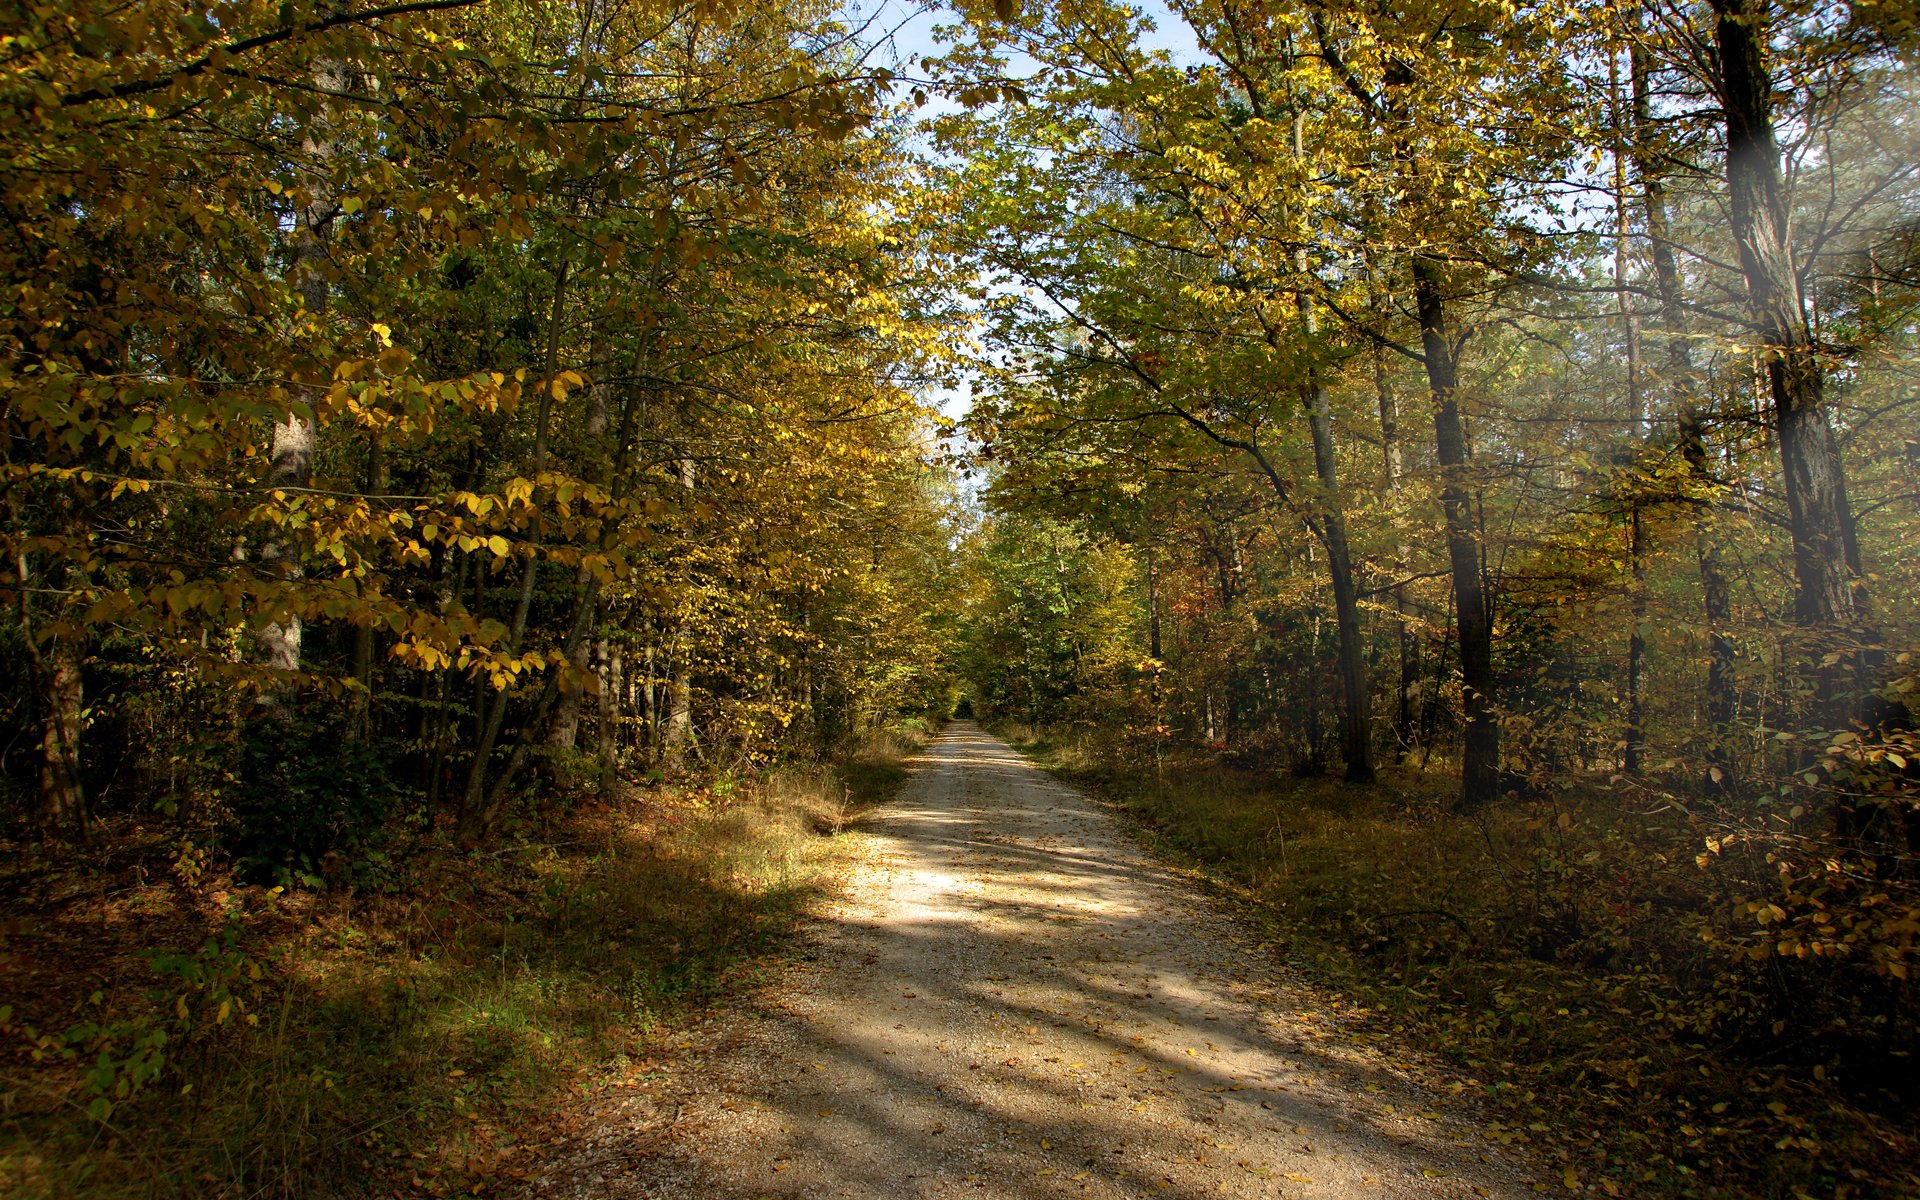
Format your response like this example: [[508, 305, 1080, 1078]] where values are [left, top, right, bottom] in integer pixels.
[[1710, 0, 1869, 723], [1411, 256, 1500, 808]]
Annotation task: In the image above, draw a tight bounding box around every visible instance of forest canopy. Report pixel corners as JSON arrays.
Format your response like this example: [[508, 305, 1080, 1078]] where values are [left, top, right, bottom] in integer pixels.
[[4, 0, 1920, 1193]]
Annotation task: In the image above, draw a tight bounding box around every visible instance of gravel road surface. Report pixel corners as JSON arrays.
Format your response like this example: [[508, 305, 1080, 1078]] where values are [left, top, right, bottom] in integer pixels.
[[539, 722, 1537, 1199]]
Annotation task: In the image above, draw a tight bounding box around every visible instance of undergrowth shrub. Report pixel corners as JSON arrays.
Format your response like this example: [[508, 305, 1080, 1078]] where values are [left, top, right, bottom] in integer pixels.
[[227, 715, 404, 887]]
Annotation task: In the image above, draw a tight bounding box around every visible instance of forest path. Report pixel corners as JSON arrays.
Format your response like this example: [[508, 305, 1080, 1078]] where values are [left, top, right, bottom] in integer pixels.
[[554, 723, 1536, 1199]]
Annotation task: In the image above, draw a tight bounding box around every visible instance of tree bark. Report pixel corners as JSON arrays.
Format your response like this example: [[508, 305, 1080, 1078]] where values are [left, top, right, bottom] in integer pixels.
[[1411, 256, 1500, 808], [597, 639, 621, 796], [19, 554, 86, 834], [1297, 323, 1375, 783], [1364, 250, 1419, 761], [661, 457, 698, 772], [257, 60, 340, 689], [348, 433, 384, 740], [1709, 0, 1869, 720], [37, 636, 85, 831], [1612, 49, 1649, 773], [459, 261, 570, 837], [542, 331, 610, 762]]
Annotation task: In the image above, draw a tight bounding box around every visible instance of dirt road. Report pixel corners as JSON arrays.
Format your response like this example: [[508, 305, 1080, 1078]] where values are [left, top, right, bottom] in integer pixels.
[[547, 723, 1536, 1198]]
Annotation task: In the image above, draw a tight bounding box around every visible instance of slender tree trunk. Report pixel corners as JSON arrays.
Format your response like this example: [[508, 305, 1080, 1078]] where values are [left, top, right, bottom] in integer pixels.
[[257, 60, 340, 689], [542, 329, 613, 763], [1612, 50, 1649, 772], [663, 641, 694, 768], [597, 640, 621, 796], [1372, 345, 1416, 759], [1680, 414, 1738, 775], [1278, 113, 1374, 782], [643, 640, 660, 754], [349, 434, 385, 740], [1411, 256, 1500, 808], [1709, 0, 1870, 726], [661, 457, 698, 772], [1299, 348, 1375, 783], [459, 262, 570, 838], [1633, 33, 1737, 779], [257, 410, 314, 680], [546, 638, 591, 754], [1145, 542, 1161, 661], [19, 554, 85, 834], [38, 636, 85, 831]]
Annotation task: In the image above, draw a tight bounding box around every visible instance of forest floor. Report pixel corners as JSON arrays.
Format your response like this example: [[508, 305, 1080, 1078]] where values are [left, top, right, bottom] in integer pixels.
[[0, 746, 913, 1200], [533, 722, 1541, 1199]]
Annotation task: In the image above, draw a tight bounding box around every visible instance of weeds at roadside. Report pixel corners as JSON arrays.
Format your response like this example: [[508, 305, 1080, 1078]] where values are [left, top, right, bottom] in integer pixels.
[[0, 731, 921, 1200], [1003, 726, 1917, 1200]]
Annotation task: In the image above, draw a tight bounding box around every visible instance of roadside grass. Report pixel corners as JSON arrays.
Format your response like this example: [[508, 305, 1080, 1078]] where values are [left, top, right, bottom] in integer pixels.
[[1000, 725, 1917, 1200], [0, 731, 921, 1200]]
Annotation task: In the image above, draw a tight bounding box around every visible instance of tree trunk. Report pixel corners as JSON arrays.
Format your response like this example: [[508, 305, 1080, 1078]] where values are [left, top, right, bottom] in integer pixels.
[[1612, 51, 1649, 773], [256, 411, 314, 680], [1145, 542, 1161, 661], [349, 434, 384, 740], [546, 638, 591, 753], [1411, 256, 1500, 808], [36, 633, 85, 832], [1373, 340, 1418, 760], [1709, 0, 1869, 725], [1634, 33, 1737, 779], [661, 456, 698, 772], [597, 639, 621, 796], [1300, 349, 1375, 783], [643, 640, 659, 753], [458, 261, 570, 839], [257, 60, 340, 690]]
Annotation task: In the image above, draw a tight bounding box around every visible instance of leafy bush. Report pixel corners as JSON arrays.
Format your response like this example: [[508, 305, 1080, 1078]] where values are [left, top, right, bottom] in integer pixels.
[[226, 716, 404, 887]]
